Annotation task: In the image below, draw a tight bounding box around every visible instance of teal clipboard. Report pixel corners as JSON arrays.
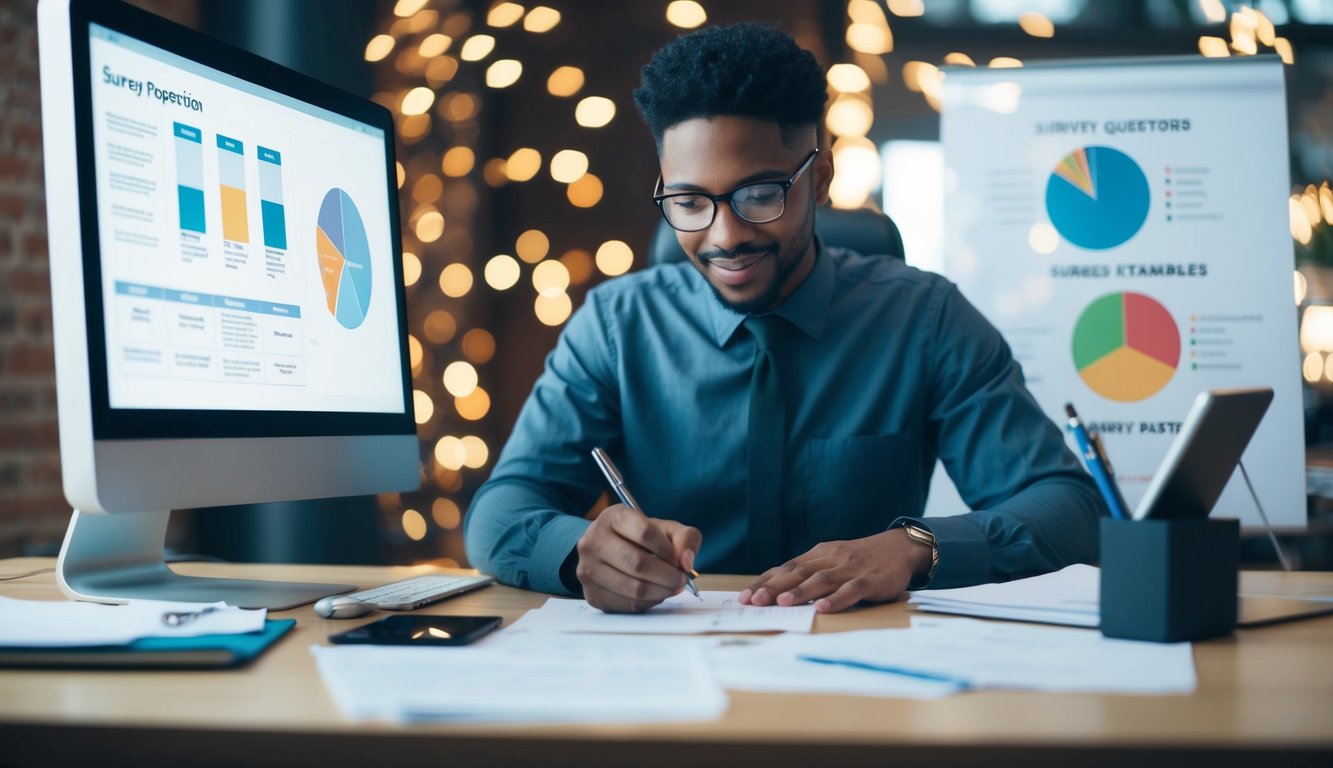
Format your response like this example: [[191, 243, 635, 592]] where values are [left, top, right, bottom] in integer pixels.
[[0, 618, 296, 670]]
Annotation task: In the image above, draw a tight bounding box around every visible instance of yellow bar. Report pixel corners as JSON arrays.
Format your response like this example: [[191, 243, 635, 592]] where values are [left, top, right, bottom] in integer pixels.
[[220, 184, 250, 243]]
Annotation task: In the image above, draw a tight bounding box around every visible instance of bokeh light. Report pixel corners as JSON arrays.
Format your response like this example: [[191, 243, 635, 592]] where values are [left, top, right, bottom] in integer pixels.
[[484, 254, 521, 290], [595, 240, 634, 276], [506, 147, 542, 182], [532, 259, 571, 296], [487, 2, 524, 27], [461, 328, 496, 364], [442, 146, 475, 177], [455, 387, 492, 421], [516, 229, 551, 263], [423, 310, 457, 344], [403, 251, 422, 286], [567, 173, 603, 207], [547, 65, 584, 97], [523, 6, 561, 32], [550, 149, 589, 183], [534, 292, 573, 326], [364, 34, 395, 62], [432, 498, 462, 529], [400, 86, 435, 116], [666, 0, 707, 28], [401, 508, 427, 541], [486, 59, 523, 88], [575, 96, 616, 128], [460, 34, 496, 61], [413, 389, 435, 424], [443, 361, 479, 397], [439, 263, 474, 297]]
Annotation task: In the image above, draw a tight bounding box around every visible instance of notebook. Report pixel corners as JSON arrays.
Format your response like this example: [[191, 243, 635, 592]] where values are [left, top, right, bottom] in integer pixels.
[[0, 618, 295, 670]]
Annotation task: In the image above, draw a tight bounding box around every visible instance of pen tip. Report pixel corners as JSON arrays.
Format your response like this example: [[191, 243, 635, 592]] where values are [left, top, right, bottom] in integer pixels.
[[1064, 403, 1076, 419]]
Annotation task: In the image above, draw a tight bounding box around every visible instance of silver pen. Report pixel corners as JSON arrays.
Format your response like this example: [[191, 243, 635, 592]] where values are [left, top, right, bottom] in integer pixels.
[[591, 447, 701, 599]]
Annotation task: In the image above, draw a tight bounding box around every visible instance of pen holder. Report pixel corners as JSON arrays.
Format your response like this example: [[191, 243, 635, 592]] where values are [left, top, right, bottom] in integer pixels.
[[1099, 518, 1239, 643]]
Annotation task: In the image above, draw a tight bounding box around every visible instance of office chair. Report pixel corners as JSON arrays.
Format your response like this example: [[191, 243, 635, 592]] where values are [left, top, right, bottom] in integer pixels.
[[647, 206, 906, 266]]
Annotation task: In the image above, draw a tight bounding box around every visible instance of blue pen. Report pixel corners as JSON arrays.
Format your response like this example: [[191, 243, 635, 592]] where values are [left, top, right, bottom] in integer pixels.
[[798, 655, 972, 690], [1064, 403, 1129, 520]]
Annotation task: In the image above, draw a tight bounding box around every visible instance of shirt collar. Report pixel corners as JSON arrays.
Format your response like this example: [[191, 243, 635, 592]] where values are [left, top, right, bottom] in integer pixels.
[[703, 238, 835, 348]]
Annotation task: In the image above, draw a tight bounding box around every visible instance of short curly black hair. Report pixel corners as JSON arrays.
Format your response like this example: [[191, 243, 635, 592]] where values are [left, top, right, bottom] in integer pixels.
[[633, 22, 827, 149]]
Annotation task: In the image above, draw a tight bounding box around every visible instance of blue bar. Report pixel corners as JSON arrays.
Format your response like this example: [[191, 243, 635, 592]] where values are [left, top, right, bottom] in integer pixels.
[[115, 281, 163, 299], [260, 199, 287, 250], [263, 302, 301, 318], [215, 295, 256, 313], [177, 185, 206, 233], [173, 122, 201, 143], [113, 281, 301, 318], [257, 146, 281, 165], [163, 289, 207, 305], [216, 135, 244, 154]]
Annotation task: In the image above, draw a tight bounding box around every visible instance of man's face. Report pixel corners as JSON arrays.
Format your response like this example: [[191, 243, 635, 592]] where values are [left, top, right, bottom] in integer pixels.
[[658, 116, 831, 315]]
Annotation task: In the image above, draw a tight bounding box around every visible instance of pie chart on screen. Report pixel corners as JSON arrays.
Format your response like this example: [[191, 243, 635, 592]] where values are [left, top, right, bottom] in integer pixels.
[[315, 188, 372, 330], [1072, 292, 1179, 402], [1045, 146, 1150, 250]]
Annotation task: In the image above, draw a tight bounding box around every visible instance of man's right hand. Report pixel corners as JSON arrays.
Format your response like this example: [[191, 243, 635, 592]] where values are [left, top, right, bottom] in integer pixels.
[[574, 504, 701, 613]]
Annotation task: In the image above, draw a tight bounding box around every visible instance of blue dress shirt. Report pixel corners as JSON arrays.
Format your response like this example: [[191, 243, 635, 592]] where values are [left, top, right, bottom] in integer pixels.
[[465, 245, 1104, 596]]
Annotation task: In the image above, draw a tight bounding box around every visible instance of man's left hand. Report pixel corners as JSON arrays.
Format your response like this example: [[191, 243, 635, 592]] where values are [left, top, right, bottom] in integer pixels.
[[737, 529, 931, 613]]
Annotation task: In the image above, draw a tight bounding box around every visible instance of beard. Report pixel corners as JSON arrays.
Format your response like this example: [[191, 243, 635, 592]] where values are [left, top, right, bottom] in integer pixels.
[[695, 199, 816, 316]]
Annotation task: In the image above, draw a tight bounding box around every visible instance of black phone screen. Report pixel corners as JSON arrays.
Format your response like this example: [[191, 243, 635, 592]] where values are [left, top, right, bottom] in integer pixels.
[[328, 615, 502, 646]]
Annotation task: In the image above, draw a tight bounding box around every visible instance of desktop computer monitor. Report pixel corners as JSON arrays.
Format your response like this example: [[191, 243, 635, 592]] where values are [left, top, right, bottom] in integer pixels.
[[37, 0, 420, 608]]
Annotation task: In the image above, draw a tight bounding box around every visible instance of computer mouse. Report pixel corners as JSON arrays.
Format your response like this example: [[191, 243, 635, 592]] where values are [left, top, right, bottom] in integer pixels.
[[313, 595, 376, 619]]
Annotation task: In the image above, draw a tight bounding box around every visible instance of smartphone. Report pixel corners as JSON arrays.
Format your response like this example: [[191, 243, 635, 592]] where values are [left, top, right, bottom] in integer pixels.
[[328, 615, 502, 646]]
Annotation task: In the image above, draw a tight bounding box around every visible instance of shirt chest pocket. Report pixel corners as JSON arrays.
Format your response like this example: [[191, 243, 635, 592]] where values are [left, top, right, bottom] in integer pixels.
[[795, 431, 923, 548]]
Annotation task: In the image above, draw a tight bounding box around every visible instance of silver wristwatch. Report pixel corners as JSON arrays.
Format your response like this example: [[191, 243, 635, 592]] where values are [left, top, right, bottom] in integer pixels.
[[901, 522, 939, 590]]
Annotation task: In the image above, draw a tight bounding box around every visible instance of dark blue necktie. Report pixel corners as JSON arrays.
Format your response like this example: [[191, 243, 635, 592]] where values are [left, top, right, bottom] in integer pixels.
[[744, 314, 788, 573]]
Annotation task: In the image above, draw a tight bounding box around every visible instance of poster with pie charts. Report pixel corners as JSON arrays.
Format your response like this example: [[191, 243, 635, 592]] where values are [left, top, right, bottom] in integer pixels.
[[936, 56, 1304, 527]]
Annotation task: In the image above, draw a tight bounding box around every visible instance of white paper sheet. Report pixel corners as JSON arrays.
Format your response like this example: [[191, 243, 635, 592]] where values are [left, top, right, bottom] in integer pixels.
[[908, 564, 1100, 627], [707, 632, 963, 699], [891, 617, 1192, 694], [709, 616, 1194, 697], [505, 590, 816, 634], [0, 596, 267, 647], [312, 633, 728, 723]]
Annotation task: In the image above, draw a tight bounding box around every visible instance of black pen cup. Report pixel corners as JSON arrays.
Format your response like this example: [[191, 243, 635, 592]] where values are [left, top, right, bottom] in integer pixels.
[[1099, 518, 1239, 643]]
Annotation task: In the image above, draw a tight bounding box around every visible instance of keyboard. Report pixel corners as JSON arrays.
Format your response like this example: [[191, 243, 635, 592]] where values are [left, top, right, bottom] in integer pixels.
[[346, 573, 494, 611]]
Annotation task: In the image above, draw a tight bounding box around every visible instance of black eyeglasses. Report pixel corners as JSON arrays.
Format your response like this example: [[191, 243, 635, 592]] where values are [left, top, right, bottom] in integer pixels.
[[652, 149, 819, 233]]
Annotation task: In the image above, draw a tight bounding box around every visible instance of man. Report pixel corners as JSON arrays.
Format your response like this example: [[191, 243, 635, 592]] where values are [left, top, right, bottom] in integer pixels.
[[465, 23, 1102, 614]]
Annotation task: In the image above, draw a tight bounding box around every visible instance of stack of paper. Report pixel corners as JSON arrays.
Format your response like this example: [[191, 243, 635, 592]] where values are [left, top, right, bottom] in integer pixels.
[[506, 590, 816, 634], [908, 564, 1100, 626], [313, 633, 728, 723]]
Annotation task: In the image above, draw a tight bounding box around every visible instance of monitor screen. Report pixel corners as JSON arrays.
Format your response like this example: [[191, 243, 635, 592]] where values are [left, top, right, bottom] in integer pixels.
[[85, 23, 406, 418]]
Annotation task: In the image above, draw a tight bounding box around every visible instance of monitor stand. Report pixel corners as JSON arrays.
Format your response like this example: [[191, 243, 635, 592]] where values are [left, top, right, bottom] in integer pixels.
[[56, 509, 356, 609]]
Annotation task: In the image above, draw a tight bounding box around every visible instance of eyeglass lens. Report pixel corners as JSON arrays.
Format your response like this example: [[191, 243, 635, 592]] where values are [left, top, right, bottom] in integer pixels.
[[661, 182, 785, 231]]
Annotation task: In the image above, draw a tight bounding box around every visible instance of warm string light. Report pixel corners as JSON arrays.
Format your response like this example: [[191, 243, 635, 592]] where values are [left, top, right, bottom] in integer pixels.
[[368, 1, 647, 551], [1197, 6, 1293, 63]]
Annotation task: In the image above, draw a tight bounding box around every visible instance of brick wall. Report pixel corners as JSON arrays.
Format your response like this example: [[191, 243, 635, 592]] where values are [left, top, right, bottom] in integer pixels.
[[0, 0, 196, 557], [0, 0, 59, 556]]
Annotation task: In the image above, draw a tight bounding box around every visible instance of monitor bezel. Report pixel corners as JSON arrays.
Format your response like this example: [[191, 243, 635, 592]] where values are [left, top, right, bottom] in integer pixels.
[[67, 0, 415, 440]]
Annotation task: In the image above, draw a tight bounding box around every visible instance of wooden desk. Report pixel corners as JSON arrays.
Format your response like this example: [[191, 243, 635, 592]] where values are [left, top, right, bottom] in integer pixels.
[[1, 557, 1330, 768]]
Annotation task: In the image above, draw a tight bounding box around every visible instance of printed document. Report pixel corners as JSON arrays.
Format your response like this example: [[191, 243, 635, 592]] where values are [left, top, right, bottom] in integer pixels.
[[312, 633, 728, 723]]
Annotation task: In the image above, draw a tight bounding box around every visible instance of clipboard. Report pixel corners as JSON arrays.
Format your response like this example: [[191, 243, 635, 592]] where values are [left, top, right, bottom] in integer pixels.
[[0, 618, 295, 670]]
